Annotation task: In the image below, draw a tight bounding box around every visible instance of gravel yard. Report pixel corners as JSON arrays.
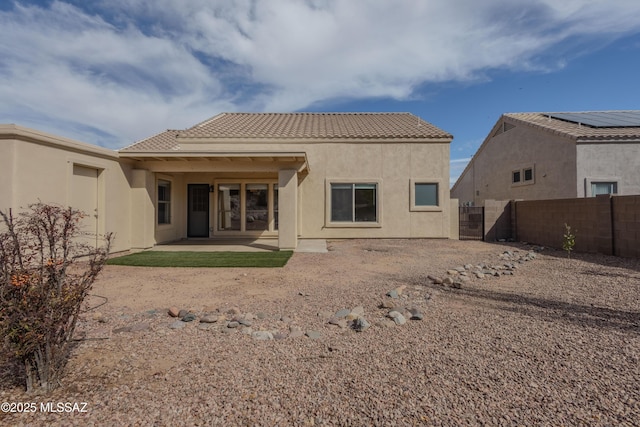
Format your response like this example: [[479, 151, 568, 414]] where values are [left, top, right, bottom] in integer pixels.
[[1, 239, 639, 426]]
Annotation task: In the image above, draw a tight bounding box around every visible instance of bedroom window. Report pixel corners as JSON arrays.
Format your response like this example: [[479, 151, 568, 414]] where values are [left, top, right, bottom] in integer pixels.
[[331, 183, 378, 222]]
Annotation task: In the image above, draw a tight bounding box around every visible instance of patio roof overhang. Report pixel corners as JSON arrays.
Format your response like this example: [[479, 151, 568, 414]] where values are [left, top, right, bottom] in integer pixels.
[[118, 151, 309, 173]]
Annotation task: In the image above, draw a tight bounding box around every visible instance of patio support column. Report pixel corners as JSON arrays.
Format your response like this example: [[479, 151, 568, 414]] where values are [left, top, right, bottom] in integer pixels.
[[131, 169, 155, 249], [278, 169, 298, 250]]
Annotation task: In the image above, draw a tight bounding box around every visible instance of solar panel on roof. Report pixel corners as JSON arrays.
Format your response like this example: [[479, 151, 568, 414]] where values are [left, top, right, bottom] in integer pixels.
[[547, 111, 640, 128]]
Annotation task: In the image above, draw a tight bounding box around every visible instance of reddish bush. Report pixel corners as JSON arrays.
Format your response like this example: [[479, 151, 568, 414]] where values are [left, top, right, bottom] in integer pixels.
[[0, 203, 111, 393]]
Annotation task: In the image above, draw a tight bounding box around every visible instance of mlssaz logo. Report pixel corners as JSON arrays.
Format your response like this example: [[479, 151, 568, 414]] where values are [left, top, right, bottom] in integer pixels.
[[40, 402, 89, 413]]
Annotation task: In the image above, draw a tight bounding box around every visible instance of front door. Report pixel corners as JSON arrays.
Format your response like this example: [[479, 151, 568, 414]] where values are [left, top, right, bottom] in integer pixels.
[[188, 184, 209, 237]]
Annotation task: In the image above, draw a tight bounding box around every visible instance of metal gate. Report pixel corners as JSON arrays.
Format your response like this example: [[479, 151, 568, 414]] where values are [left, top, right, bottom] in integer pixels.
[[459, 206, 484, 240]]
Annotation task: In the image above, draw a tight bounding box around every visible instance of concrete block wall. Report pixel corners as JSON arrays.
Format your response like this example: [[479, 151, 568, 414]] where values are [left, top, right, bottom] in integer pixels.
[[613, 196, 640, 258], [483, 199, 511, 241], [515, 196, 613, 254], [514, 195, 640, 258]]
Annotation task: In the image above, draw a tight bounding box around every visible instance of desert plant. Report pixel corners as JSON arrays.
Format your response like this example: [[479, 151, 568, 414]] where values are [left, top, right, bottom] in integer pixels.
[[562, 223, 576, 259], [0, 203, 111, 393]]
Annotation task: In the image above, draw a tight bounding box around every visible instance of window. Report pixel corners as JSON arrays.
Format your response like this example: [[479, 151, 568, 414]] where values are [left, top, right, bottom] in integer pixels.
[[591, 182, 617, 196], [158, 180, 171, 224], [330, 183, 377, 222], [512, 171, 521, 183], [512, 165, 535, 186], [218, 184, 240, 231], [415, 183, 438, 206], [524, 168, 533, 182], [410, 180, 442, 211]]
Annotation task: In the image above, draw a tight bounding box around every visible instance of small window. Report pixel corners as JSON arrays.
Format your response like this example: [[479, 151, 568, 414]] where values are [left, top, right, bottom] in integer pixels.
[[524, 168, 533, 181], [591, 182, 617, 196], [330, 183, 377, 222], [512, 171, 521, 183], [158, 180, 171, 224], [415, 183, 438, 206]]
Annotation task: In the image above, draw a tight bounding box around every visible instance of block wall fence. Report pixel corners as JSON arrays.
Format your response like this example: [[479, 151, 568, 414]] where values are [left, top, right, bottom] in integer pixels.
[[482, 195, 640, 258]]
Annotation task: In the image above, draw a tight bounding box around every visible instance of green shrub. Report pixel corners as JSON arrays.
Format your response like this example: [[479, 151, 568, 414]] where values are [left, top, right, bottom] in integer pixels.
[[562, 223, 576, 259]]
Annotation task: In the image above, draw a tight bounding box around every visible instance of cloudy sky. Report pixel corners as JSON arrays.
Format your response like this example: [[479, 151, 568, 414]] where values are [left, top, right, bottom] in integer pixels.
[[2, 0, 640, 185]]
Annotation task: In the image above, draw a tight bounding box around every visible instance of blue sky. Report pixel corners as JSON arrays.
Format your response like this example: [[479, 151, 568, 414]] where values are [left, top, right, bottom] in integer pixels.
[[1, 1, 640, 186]]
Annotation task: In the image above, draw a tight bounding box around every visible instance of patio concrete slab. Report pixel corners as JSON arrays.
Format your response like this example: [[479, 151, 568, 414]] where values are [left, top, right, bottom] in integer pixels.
[[153, 239, 278, 252], [295, 239, 328, 253]]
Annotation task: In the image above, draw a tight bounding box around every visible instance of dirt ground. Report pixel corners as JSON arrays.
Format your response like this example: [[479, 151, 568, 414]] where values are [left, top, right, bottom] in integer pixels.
[[2, 238, 639, 426]]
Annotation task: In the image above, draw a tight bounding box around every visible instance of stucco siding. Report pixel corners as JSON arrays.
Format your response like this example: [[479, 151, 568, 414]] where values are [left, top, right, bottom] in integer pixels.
[[0, 129, 134, 253], [452, 119, 578, 205], [576, 143, 640, 197]]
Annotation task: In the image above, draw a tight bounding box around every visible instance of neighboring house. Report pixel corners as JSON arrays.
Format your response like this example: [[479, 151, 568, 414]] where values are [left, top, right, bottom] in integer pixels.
[[1, 113, 456, 251], [451, 111, 640, 206]]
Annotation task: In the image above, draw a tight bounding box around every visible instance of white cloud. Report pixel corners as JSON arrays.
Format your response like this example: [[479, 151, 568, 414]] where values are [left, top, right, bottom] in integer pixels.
[[1, 0, 640, 147]]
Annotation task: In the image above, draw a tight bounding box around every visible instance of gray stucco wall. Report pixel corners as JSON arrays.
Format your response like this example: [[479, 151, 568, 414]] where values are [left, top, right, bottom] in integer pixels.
[[576, 143, 640, 197]]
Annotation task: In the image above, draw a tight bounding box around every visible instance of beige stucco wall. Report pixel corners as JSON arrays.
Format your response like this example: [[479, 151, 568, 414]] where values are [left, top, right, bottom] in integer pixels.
[[576, 143, 640, 197], [133, 138, 453, 242], [451, 118, 578, 206], [0, 125, 133, 253]]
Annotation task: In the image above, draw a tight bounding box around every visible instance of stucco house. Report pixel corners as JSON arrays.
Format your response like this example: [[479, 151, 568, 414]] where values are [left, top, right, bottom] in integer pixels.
[[1, 112, 456, 251], [451, 111, 640, 206]]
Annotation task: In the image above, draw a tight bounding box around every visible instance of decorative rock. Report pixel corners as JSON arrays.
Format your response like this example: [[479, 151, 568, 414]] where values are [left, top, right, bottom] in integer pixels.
[[408, 308, 424, 320], [388, 311, 406, 325], [181, 313, 197, 322], [168, 307, 180, 317], [169, 320, 186, 329], [443, 277, 454, 285], [353, 317, 371, 332], [380, 300, 397, 309], [306, 330, 322, 339], [386, 289, 399, 299], [92, 312, 106, 322], [227, 321, 240, 328], [451, 281, 463, 289], [177, 309, 188, 318], [200, 314, 218, 323], [252, 331, 274, 340], [280, 316, 293, 323], [239, 318, 253, 326], [378, 319, 397, 328], [475, 272, 485, 279], [334, 308, 351, 318], [446, 270, 459, 276], [241, 327, 253, 335]]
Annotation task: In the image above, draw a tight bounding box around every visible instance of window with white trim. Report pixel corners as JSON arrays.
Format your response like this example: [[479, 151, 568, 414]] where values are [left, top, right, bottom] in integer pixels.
[[591, 182, 617, 196], [158, 180, 171, 224]]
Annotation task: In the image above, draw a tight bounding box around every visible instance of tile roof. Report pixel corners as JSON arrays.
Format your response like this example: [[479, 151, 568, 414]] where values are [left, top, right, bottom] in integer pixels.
[[120, 130, 180, 152], [120, 113, 451, 152], [504, 111, 640, 141]]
